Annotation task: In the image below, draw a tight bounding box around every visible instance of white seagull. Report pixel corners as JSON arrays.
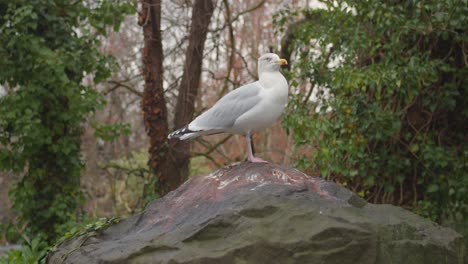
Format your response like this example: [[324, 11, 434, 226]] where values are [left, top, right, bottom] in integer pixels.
[[168, 53, 288, 163]]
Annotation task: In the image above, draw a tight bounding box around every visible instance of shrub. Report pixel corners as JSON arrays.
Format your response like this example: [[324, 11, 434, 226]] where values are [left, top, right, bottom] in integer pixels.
[[277, 0, 467, 222]]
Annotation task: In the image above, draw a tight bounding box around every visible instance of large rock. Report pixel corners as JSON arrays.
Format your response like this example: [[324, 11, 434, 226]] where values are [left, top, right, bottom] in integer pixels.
[[48, 163, 465, 264]]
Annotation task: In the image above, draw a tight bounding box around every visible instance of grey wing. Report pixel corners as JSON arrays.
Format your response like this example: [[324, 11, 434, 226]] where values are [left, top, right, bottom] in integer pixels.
[[188, 82, 262, 131]]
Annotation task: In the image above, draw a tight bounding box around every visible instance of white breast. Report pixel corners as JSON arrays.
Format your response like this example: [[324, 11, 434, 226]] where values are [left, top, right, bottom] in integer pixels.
[[231, 72, 288, 133]]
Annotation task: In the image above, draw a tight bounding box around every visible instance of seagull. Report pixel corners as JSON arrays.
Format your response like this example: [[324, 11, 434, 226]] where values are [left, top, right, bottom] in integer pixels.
[[168, 53, 288, 163]]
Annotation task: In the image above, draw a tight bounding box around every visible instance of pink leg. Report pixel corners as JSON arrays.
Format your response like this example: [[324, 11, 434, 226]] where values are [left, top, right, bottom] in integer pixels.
[[246, 133, 268, 163]]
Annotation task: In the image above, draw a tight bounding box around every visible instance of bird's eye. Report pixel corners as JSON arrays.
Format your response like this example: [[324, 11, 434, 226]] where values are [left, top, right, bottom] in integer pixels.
[[265, 58, 271, 61]]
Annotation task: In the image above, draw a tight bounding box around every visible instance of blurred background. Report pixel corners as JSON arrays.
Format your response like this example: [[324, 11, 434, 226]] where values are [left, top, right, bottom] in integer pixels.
[[0, 0, 466, 262]]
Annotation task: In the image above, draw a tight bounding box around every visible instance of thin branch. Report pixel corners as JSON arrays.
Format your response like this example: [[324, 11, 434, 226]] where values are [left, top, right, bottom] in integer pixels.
[[105, 80, 143, 97], [218, 0, 236, 97], [235, 50, 257, 79], [102, 163, 152, 177], [194, 136, 235, 163], [204, 134, 232, 155], [209, 1, 266, 33], [191, 152, 223, 167]]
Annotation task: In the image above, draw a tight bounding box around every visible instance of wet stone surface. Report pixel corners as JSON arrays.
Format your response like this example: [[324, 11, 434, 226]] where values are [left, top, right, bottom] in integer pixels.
[[47, 162, 465, 264]]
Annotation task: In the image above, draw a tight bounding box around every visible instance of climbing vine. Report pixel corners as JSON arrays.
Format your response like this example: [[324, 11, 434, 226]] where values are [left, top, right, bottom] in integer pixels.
[[0, 0, 134, 242]]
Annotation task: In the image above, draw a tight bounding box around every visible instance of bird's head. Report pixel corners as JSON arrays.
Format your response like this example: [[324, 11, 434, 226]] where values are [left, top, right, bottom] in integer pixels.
[[258, 53, 288, 74]]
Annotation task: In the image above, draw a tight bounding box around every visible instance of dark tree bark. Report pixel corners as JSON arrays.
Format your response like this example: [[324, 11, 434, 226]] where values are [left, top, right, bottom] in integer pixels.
[[140, 0, 215, 197], [140, 0, 170, 195], [165, 0, 215, 194]]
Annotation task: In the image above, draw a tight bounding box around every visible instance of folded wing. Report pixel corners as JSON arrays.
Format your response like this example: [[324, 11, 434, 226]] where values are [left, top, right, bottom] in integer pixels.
[[189, 82, 262, 131], [168, 82, 263, 140]]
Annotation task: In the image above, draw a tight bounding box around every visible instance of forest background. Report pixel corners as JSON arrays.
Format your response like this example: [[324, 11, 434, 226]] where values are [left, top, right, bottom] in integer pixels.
[[0, 0, 466, 262]]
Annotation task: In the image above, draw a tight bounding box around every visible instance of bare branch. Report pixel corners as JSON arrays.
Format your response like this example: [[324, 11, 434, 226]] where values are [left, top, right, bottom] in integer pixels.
[[209, 1, 266, 33], [217, 0, 236, 97], [105, 80, 143, 97], [194, 136, 235, 164]]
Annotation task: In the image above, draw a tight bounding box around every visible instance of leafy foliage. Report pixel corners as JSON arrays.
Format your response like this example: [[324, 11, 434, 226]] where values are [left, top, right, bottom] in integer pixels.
[[92, 122, 132, 142], [0, 236, 48, 264], [101, 151, 157, 213], [0, 0, 134, 242], [51, 216, 121, 250], [0, 217, 121, 264], [277, 0, 467, 222]]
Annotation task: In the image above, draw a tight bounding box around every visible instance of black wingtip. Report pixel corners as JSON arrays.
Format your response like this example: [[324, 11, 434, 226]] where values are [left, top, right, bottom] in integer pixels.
[[168, 126, 198, 139]]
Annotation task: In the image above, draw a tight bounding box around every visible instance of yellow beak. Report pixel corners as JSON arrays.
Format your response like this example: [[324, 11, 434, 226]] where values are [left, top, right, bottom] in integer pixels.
[[276, 58, 288, 65]]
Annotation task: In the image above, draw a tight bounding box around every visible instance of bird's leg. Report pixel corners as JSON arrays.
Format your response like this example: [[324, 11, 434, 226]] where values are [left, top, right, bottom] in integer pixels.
[[246, 132, 268, 163]]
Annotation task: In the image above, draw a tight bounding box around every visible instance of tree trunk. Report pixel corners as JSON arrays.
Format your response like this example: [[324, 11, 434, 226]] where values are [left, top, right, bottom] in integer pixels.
[[140, 0, 169, 195], [164, 0, 215, 194], [141, 0, 215, 197]]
